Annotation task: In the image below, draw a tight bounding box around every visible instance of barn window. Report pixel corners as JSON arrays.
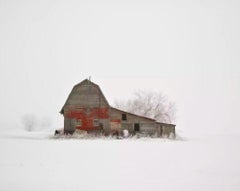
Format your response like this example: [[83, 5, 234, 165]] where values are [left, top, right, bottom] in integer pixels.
[[134, 123, 140, 131], [93, 119, 99, 126], [122, 113, 127, 121], [75, 119, 82, 126]]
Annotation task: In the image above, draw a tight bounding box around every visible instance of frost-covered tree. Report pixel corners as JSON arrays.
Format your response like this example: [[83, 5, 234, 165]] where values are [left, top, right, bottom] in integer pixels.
[[114, 90, 176, 123], [22, 114, 37, 131]]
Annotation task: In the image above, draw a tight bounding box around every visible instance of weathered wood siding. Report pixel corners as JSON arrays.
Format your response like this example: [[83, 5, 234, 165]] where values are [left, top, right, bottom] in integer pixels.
[[64, 117, 74, 134], [63, 80, 109, 109], [157, 123, 176, 138], [110, 108, 157, 134]]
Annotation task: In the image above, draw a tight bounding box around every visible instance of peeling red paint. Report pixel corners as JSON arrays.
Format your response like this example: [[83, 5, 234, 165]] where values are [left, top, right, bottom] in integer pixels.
[[110, 119, 121, 123], [65, 108, 109, 131]]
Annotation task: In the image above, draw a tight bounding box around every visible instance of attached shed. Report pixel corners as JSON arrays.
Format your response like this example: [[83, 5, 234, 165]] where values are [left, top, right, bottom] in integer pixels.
[[109, 107, 157, 135], [60, 79, 176, 137]]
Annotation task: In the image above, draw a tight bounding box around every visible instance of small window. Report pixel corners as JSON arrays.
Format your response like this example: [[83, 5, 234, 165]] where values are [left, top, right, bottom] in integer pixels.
[[75, 119, 82, 126], [122, 113, 127, 121], [93, 119, 99, 127]]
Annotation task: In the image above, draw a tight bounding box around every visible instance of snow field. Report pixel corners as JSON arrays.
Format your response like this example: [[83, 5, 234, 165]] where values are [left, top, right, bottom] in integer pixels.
[[0, 132, 240, 191]]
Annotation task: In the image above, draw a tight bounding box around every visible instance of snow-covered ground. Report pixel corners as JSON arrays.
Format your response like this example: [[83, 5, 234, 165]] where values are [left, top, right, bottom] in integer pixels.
[[0, 130, 239, 191]]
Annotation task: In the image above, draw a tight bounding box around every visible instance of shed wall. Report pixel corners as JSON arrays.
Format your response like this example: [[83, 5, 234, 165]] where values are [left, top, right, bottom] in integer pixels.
[[110, 108, 157, 134]]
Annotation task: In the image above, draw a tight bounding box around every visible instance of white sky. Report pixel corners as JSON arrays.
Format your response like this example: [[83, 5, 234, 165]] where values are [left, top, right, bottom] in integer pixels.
[[0, 0, 240, 136]]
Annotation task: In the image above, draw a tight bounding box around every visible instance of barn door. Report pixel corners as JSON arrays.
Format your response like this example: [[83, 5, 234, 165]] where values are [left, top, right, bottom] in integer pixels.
[[134, 123, 140, 132], [110, 120, 121, 132]]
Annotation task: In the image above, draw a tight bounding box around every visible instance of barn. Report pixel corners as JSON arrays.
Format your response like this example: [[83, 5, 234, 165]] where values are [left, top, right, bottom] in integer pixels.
[[60, 79, 176, 138]]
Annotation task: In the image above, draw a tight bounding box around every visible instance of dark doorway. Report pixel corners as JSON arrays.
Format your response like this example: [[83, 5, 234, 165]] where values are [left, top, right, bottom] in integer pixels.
[[134, 123, 140, 131]]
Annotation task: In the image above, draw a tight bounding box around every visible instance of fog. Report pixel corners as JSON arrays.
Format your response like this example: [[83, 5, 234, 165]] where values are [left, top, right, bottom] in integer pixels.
[[0, 0, 240, 136]]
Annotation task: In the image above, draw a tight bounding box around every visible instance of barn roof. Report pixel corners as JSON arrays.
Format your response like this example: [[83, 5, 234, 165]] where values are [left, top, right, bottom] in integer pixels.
[[110, 107, 156, 122], [60, 79, 109, 114], [111, 107, 175, 126], [156, 122, 176, 127]]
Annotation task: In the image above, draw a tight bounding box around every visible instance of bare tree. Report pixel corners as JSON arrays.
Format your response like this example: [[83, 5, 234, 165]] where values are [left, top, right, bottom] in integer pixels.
[[22, 114, 37, 131], [114, 90, 176, 123]]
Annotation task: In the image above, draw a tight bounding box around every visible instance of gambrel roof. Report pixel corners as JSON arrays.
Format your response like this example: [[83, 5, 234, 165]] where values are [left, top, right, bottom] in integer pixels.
[[60, 79, 109, 114]]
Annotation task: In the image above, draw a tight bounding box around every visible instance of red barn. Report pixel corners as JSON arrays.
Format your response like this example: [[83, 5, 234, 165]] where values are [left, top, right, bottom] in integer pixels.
[[60, 79, 175, 137]]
